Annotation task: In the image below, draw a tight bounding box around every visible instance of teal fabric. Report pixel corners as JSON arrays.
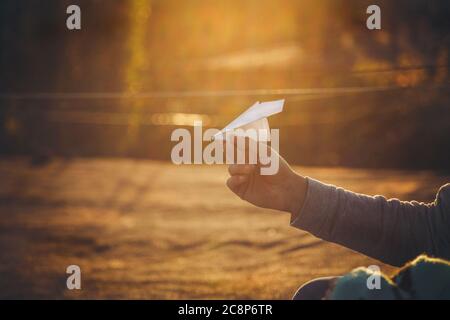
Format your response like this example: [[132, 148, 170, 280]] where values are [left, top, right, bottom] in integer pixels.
[[330, 255, 450, 300]]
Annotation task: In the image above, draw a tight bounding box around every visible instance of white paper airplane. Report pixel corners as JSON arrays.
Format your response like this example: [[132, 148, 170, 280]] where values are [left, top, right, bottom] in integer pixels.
[[213, 99, 284, 141]]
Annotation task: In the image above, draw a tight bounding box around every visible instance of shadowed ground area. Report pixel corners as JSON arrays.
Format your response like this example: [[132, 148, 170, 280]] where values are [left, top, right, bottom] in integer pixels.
[[0, 157, 448, 299]]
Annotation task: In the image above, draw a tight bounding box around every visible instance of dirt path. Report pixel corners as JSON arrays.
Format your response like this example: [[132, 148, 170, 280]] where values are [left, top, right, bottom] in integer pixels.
[[0, 157, 447, 299]]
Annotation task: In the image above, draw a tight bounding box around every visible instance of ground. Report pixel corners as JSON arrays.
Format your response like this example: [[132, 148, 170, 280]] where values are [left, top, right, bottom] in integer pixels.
[[0, 157, 448, 299]]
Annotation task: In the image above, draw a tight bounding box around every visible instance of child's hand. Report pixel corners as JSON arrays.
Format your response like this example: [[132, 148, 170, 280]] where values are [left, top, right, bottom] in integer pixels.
[[225, 139, 307, 215]]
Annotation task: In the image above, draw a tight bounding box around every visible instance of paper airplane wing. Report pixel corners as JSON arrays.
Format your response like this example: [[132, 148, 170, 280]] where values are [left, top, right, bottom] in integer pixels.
[[214, 99, 284, 140]]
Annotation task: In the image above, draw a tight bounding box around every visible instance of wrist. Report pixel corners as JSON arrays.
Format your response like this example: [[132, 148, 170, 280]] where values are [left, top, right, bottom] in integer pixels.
[[287, 174, 308, 216]]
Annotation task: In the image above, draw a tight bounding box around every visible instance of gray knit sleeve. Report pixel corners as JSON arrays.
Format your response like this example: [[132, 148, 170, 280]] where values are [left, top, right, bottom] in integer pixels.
[[290, 178, 450, 267]]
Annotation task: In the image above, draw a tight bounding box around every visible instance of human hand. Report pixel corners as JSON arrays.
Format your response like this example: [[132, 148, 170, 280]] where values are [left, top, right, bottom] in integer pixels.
[[225, 137, 307, 215]]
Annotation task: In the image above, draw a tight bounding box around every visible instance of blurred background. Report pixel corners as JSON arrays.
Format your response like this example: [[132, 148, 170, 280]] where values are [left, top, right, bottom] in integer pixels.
[[0, 0, 449, 299], [1, 0, 449, 168]]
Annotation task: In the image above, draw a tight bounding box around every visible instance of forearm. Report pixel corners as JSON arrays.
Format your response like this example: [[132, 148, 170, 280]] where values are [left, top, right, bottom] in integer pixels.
[[290, 178, 450, 267]]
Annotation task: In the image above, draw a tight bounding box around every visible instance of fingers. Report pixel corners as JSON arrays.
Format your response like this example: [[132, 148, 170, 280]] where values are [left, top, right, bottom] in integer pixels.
[[228, 164, 256, 176], [223, 135, 259, 164], [222, 134, 276, 168], [226, 175, 248, 194]]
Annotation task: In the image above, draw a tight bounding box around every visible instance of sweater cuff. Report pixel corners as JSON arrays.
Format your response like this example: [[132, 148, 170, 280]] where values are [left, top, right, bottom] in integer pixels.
[[290, 177, 337, 236]]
